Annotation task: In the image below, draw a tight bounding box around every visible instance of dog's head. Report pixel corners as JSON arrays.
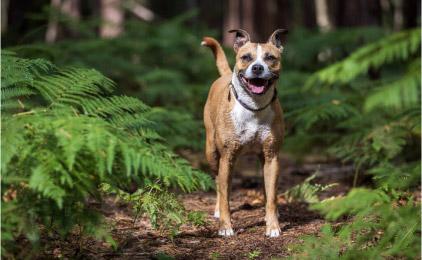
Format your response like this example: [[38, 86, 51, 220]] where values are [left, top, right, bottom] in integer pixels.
[[229, 29, 288, 95]]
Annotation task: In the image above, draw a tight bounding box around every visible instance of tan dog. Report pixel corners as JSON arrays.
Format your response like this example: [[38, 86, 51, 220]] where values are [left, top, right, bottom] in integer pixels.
[[201, 29, 287, 237]]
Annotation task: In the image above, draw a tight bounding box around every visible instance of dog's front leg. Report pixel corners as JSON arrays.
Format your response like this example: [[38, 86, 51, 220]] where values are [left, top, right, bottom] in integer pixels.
[[263, 154, 281, 237], [217, 153, 235, 236]]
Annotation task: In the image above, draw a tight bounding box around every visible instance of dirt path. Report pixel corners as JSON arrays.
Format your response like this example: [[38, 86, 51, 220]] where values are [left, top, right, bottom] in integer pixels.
[[45, 154, 353, 259]]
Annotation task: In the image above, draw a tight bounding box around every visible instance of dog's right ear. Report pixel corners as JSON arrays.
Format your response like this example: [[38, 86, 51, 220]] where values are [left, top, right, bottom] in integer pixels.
[[228, 29, 250, 53]]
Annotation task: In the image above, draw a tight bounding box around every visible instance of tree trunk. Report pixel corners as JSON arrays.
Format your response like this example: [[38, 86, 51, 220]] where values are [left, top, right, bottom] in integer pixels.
[[127, 1, 154, 21], [403, 0, 420, 28], [242, 0, 255, 40], [45, 0, 80, 43], [100, 0, 124, 38], [380, 0, 392, 29], [223, 0, 240, 46], [314, 0, 333, 32], [259, 0, 277, 42], [303, 0, 317, 29], [1, 0, 9, 33], [392, 0, 404, 31], [45, 0, 61, 43]]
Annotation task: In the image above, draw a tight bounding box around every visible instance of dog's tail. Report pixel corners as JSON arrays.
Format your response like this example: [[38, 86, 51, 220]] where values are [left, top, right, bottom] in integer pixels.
[[201, 37, 232, 76]]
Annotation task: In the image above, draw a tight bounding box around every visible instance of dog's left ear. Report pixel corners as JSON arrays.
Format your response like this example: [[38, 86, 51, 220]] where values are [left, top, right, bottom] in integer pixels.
[[268, 29, 288, 51]]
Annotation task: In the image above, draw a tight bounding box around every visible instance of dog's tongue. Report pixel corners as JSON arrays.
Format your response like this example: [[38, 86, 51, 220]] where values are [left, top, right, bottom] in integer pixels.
[[250, 84, 265, 94], [248, 79, 267, 94]]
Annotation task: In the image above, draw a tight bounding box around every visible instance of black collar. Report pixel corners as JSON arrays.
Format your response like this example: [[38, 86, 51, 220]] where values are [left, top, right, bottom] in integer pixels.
[[229, 82, 277, 112]]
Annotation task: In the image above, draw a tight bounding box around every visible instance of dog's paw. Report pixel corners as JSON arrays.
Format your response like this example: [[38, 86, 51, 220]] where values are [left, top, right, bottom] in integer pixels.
[[213, 210, 220, 219], [265, 227, 281, 238], [218, 228, 234, 237]]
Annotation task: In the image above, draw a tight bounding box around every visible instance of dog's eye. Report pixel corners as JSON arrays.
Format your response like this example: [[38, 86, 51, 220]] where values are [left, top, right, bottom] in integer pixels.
[[240, 54, 252, 62], [265, 54, 277, 61]]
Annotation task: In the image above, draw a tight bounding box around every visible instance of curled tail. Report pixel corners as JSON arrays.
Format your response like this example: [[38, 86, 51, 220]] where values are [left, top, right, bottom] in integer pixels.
[[201, 37, 232, 76]]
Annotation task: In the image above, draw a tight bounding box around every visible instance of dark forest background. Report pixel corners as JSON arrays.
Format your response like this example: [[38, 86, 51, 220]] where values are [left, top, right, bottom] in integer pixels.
[[3, 0, 421, 45]]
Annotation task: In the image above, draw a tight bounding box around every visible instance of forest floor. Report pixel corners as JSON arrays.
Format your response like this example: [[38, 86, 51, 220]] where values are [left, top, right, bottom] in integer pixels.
[[44, 153, 355, 259]]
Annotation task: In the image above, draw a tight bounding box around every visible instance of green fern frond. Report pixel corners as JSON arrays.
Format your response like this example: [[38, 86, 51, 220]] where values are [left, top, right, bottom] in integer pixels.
[[287, 96, 358, 130], [33, 68, 115, 105], [307, 28, 420, 86], [364, 59, 421, 111], [82, 96, 149, 117], [1, 51, 54, 89], [1, 86, 35, 101]]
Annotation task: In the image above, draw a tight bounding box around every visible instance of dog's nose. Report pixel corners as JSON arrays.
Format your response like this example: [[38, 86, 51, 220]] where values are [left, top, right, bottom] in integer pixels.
[[252, 64, 264, 75]]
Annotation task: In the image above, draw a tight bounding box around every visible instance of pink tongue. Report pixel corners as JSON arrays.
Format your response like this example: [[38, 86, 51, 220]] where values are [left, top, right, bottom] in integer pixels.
[[250, 84, 265, 94]]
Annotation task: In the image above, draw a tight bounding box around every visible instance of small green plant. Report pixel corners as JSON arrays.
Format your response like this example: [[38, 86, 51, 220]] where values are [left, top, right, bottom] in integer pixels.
[[246, 250, 261, 260], [100, 183, 207, 237], [210, 252, 221, 260], [155, 252, 175, 260], [284, 173, 337, 204]]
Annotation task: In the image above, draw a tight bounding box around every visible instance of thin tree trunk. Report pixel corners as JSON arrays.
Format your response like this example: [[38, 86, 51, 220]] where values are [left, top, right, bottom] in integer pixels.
[[100, 0, 124, 38], [392, 0, 404, 31], [314, 0, 333, 32], [303, 0, 317, 29], [223, 0, 240, 46], [242, 0, 254, 40], [62, 0, 80, 20], [1, 0, 9, 33], [127, 0, 154, 21], [45, 0, 80, 43], [380, 0, 392, 29], [45, 0, 61, 43]]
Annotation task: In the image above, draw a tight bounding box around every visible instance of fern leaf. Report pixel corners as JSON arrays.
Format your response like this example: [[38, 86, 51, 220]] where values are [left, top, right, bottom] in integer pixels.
[[307, 28, 421, 86], [364, 59, 421, 111]]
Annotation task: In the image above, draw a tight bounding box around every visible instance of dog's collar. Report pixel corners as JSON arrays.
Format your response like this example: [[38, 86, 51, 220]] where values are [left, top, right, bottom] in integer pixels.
[[229, 82, 277, 112]]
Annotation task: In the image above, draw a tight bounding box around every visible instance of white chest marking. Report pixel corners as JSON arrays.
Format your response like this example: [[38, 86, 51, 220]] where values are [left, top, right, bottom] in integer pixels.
[[231, 101, 274, 145]]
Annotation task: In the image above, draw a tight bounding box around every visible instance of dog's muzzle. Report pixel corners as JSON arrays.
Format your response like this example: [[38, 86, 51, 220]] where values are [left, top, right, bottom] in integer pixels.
[[238, 71, 279, 95]]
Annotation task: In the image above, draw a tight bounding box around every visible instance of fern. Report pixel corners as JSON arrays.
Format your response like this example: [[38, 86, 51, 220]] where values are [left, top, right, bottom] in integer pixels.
[[101, 183, 207, 238], [364, 59, 421, 111], [284, 173, 337, 204], [291, 188, 420, 259], [1, 52, 213, 256], [307, 28, 420, 85], [288, 28, 421, 259]]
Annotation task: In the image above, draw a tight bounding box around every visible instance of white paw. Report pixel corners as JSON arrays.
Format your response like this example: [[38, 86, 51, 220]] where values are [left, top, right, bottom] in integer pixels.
[[213, 210, 220, 219], [266, 228, 281, 238], [218, 228, 234, 237]]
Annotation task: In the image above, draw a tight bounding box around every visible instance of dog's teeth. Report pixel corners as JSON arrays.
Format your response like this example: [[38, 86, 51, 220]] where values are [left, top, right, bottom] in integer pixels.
[[218, 228, 234, 237]]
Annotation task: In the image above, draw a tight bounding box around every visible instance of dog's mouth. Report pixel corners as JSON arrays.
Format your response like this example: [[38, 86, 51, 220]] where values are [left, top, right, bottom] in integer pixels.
[[240, 75, 273, 95]]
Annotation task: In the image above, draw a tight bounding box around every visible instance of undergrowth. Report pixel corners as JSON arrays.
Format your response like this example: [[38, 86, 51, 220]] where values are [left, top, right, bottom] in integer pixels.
[[1, 51, 213, 257], [286, 28, 421, 259]]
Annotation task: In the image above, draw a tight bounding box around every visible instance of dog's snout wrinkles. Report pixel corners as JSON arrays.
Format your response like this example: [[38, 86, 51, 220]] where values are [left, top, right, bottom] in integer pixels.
[[252, 64, 264, 75]]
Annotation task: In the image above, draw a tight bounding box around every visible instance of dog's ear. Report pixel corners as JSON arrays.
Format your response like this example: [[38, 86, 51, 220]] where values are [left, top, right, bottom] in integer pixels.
[[268, 29, 288, 51], [228, 29, 250, 53]]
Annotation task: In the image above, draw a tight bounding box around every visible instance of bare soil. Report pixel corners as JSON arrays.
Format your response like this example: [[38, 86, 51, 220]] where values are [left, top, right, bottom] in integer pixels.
[[43, 153, 354, 259]]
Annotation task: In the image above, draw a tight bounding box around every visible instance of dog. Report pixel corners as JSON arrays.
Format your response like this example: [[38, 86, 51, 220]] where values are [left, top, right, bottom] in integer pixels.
[[201, 29, 288, 237]]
